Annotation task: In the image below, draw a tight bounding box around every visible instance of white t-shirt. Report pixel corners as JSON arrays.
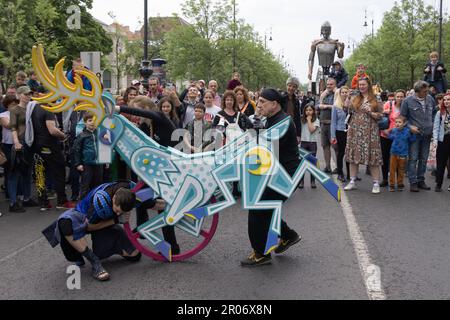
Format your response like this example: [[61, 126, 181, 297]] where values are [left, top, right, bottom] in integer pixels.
[[204, 105, 221, 122], [301, 119, 320, 143], [0, 111, 13, 144]]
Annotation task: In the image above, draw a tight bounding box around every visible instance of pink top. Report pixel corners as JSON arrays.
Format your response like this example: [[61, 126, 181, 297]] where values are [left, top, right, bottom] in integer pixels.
[[380, 101, 401, 138]]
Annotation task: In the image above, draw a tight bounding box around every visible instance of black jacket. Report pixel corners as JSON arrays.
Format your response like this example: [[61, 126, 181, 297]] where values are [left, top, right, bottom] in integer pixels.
[[423, 62, 447, 82], [73, 128, 98, 167], [119, 106, 178, 147], [329, 67, 349, 88], [281, 92, 302, 138], [266, 110, 300, 175]]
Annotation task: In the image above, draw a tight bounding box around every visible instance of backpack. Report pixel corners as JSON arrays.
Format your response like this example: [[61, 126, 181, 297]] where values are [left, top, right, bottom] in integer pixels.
[[218, 112, 244, 143]]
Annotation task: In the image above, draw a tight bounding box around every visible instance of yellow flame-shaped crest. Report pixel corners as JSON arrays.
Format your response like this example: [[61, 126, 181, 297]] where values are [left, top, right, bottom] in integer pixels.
[[31, 45, 105, 126]]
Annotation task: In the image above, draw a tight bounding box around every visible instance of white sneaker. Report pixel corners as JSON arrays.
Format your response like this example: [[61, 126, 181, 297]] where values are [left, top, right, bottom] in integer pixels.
[[372, 184, 381, 194], [344, 181, 357, 191]]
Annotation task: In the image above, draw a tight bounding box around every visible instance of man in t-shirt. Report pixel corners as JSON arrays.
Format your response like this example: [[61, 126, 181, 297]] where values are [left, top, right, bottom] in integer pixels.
[[31, 104, 76, 210]]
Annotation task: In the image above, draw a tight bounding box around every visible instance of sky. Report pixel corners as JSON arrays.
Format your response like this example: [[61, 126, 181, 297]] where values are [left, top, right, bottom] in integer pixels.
[[89, 0, 443, 83]]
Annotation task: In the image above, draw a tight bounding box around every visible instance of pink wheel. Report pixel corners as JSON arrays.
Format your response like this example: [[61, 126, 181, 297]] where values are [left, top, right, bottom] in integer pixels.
[[124, 197, 219, 262]]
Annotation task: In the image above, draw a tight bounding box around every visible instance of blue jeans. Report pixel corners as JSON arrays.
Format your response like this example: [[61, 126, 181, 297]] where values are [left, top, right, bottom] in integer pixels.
[[7, 145, 33, 205], [408, 134, 431, 185]]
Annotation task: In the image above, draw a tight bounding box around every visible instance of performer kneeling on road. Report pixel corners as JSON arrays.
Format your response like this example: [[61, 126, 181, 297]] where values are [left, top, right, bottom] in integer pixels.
[[241, 88, 302, 267], [43, 180, 165, 281]]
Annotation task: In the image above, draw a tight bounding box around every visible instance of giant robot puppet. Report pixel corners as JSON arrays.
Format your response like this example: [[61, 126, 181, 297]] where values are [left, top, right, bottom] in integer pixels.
[[308, 21, 345, 93]]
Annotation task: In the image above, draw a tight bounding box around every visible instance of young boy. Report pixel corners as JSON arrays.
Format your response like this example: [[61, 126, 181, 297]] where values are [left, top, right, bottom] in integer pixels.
[[387, 116, 416, 192], [73, 112, 103, 199], [351, 63, 370, 90], [27, 71, 41, 93], [183, 103, 213, 153], [43, 181, 143, 281], [424, 51, 447, 94], [329, 59, 349, 88]]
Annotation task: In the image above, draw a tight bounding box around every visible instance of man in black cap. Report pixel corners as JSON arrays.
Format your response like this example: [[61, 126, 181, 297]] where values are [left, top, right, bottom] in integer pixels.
[[241, 88, 301, 267]]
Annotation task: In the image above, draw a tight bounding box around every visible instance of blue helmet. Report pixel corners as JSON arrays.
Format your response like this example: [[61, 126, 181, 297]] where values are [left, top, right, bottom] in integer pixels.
[[93, 190, 113, 220]]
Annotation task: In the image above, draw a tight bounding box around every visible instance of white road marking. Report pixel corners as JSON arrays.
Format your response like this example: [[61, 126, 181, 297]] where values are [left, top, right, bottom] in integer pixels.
[[331, 160, 386, 300], [0, 237, 45, 264]]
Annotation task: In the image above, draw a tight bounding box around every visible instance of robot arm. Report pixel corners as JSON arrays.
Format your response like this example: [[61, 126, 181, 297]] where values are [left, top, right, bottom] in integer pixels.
[[337, 41, 345, 59], [308, 42, 317, 80]]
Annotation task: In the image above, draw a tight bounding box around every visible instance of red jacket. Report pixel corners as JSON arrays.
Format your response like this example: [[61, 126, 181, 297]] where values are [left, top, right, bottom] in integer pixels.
[[351, 73, 370, 89]]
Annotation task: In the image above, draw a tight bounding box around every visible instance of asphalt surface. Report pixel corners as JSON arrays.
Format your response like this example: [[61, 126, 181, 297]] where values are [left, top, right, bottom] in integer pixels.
[[0, 151, 449, 300]]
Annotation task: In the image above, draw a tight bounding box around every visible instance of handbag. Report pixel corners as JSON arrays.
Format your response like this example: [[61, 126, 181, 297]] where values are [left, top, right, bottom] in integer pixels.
[[378, 101, 392, 130], [0, 150, 6, 166]]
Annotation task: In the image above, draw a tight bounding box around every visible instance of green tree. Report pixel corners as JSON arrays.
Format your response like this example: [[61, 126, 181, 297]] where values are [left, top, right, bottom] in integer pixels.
[[346, 0, 448, 90], [0, 0, 112, 85], [162, 0, 290, 92]]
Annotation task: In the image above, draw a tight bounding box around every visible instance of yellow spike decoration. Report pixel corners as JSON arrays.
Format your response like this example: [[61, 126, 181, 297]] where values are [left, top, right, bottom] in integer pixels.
[[31, 45, 106, 126]]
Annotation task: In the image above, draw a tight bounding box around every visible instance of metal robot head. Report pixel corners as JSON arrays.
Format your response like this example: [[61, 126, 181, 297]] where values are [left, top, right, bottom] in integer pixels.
[[321, 21, 332, 39]]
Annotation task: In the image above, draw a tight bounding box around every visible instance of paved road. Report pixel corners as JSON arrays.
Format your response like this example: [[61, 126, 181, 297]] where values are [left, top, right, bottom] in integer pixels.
[[0, 155, 449, 300]]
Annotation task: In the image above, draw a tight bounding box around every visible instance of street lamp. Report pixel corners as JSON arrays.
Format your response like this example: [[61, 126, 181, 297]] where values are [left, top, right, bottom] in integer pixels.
[[438, 0, 443, 60], [140, 0, 153, 89], [348, 37, 357, 53], [371, 13, 375, 38], [232, 0, 237, 72], [264, 27, 272, 50]]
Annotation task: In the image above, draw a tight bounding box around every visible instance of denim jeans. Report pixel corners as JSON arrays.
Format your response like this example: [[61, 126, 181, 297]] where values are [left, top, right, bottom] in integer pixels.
[[7, 145, 33, 206], [408, 134, 431, 185]]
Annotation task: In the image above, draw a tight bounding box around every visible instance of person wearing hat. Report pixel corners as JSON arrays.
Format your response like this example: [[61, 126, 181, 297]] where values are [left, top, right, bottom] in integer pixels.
[[9, 86, 39, 211], [42, 181, 149, 281], [281, 77, 302, 143], [241, 88, 301, 267], [329, 59, 349, 88]]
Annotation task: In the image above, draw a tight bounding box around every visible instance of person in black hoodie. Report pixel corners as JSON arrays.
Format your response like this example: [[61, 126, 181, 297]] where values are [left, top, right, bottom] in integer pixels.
[[116, 96, 181, 254], [329, 59, 349, 89], [241, 88, 301, 267], [281, 77, 302, 143]]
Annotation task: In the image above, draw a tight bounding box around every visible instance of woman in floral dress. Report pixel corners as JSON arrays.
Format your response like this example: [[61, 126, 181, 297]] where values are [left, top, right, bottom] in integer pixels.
[[344, 77, 384, 194]]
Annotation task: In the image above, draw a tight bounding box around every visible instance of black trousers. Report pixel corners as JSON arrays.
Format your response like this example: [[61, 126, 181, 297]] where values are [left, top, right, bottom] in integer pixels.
[[335, 130, 350, 177], [59, 220, 136, 262], [79, 164, 104, 199], [380, 136, 393, 181], [436, 134, 450, 187], [34, 144, 67, 205], [300, 141, 317, 183], [136, 204, 179, 248], [248, 187, 298, 255]]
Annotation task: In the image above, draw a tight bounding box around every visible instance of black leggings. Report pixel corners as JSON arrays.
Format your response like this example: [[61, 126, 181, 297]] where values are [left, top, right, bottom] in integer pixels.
[[436, 134, 450, 186], [300, 141, 317, 183], [380, 136, 393, 181], [335, 130, 350, 177], [136, 202, 179, 248], [58, 219, 136, 262]]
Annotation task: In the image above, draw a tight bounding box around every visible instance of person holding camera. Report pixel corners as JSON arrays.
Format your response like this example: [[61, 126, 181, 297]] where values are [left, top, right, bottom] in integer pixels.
[[344, 78, 383, 194]]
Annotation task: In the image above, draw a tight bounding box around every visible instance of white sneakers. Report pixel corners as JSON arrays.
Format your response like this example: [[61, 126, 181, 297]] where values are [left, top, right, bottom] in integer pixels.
[[344, 181, 381, 194], [344, 181, 357, 191], [372, 184, 381, 194]]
